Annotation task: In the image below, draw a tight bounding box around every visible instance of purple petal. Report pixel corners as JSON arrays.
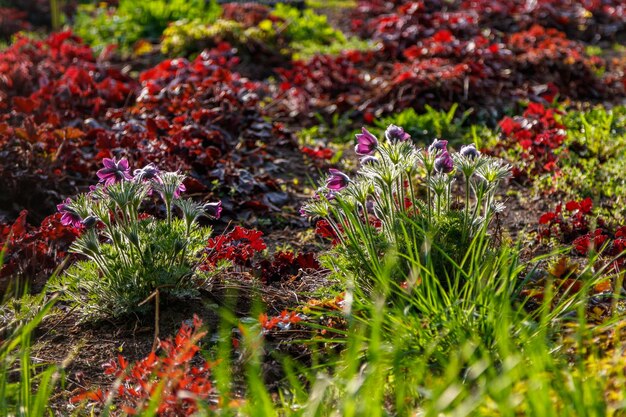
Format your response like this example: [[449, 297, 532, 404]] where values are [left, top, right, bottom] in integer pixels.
[[118, 158, 129, 171], [102, 158, 116, 169]]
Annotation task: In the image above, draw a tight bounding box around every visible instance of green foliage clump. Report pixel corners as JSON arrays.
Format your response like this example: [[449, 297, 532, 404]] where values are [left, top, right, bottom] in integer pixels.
[[271, 3, 344, 45], [74, 0, 221, 54], [549, 106, 626, 216], [160, 4, 369, 61], [161, 18, 245, 56], [49, 168, 219, 320]]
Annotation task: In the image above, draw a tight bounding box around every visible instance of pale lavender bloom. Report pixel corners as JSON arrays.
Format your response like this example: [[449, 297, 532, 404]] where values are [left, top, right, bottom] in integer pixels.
[[326, 169, 350, 191], [460, 144, 480, 159], [81, 215, 99, 229], [354, 127, 378, 155], [174, 182, 186, 198], [385, 124, 411, 142], [57, 198, 82, 227], [428, 138, 448, 155], [97, 158, 132, 186], [203, 201, 222, 219], [133, 163, 161, 182], [434, 151, 454, 174], [360, 155, 379, 165]]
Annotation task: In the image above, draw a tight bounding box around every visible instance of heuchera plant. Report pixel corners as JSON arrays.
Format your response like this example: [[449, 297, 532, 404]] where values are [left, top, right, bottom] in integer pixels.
[[302, 125, 511, 290], [49, 158, 221, 319]]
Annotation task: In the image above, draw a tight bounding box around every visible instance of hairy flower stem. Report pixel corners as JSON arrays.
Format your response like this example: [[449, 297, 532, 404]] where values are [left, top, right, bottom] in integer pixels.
[[464, 176, 471, 239], [426, 172, 432, 224]]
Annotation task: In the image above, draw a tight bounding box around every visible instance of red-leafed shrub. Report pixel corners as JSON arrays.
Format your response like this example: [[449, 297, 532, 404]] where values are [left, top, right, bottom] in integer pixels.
[[496, 103, 567, 179], [0, 211, 80, 287], [202, 226, 267, 268], [0, 8, 31, 39], [258, 251, 321, 284], [72, 316, 213, 416], [259, 310, 302, 331]]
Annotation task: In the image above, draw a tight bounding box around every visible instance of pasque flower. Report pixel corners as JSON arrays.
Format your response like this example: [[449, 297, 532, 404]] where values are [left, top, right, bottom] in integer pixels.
[[434, 151, 454, 174], [203, 201, 222, 219], [133, 163, 160, 182], [57, 198, 82, 227], [174, 182, 186, 198], [385, 124, 411, 142], [360, 155, 379, 165], [460, 144, 480, 159], [355, 127, 378, 155], [428, 138, 448, 154], [97, 158, 132, 186], [326, 169, 350, 191]]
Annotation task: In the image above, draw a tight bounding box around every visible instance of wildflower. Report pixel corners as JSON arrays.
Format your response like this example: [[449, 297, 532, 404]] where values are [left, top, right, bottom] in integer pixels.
[[428, 138, 448, 154], [354, 127, 378, 155], [203, 201, 222, 219], [57, 198, 82, 227], [360, 155, 379, 165], [96, 158, 132, 186], [133, 163, 160, 182], [81, 215, 99, 229], [434, 151, 454, 174], [459, 144, 480, 159], [174, 182, 186, 198], [326, 169, 350, 191], [385, 124, 411, 142]]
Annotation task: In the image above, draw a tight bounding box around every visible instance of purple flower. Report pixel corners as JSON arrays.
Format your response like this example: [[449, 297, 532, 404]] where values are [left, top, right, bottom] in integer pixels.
[[460, 144, 480, 159], [385, 124, 411, 142], [97, 158, 132, 186], [434, 151, 454, 174], [326, 169, 350, 191], [428, 138, 448, 155], [81, 215, 99, 229], [174, 182, 186, 198], [57, 198, 82, 227], [355, 127, 378, 155], [133, 163, 161, 182], [203, 201, 222, 219], [360, 155, 379, 165]]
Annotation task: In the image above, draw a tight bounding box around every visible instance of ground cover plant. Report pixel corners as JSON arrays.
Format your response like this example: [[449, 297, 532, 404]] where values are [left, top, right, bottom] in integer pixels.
[[3, 1, 626, 416]]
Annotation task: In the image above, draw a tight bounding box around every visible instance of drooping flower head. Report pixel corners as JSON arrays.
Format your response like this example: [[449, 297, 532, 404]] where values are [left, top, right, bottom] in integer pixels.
[[326, 169, 350, 191], [203, 201, 222, 219], [428, 138, 448, 155], [434, 151, 454, 174], [133, 163, 161, 182], [385, 124, 411, 142], [81, 215, 99, 229], [360, 155, 379, 165], [97, 158, 132, 186], [460, 144, 480, 159], [57, 198, 82, 227], [355, 127, 379, 155], [174, 182, 186, 198]]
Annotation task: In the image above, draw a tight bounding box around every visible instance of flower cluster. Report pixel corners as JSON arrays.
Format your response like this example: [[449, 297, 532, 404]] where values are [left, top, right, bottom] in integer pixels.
[[302, 124, 511, 285], [49, 158, 221, 319]]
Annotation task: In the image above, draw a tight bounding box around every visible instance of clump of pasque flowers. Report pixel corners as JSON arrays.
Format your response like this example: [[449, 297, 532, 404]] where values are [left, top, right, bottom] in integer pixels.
[[302, 125, 511, 287], [50, 157, 222, 319]]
